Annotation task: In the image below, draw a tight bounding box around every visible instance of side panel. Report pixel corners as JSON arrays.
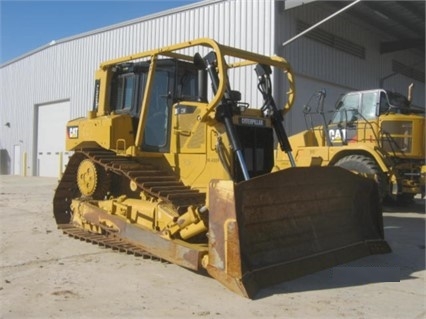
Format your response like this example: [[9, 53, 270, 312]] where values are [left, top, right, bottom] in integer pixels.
[[66, 115, 135, 152]]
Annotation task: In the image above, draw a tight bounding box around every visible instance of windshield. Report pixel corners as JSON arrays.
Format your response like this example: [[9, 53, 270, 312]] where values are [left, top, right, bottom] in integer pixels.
[[331, 91, 379, 124], [331, 93, 359, 124]]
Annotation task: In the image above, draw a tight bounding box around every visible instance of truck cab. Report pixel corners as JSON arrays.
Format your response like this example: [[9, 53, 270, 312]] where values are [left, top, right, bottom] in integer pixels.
[[328, 89, 412, 145]]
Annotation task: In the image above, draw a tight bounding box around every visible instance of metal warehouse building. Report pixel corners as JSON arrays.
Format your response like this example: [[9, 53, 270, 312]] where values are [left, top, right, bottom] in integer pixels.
[[1, 0, 424, 177]]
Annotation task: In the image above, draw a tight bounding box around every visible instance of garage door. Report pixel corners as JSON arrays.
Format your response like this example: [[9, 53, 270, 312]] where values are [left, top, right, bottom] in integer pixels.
[[37, 100, 71, 177]]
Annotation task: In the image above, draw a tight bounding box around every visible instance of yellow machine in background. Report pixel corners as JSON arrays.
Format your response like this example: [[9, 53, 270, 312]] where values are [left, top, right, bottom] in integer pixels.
[[54, 38, 390, 298], [278, 88, 425, 203]]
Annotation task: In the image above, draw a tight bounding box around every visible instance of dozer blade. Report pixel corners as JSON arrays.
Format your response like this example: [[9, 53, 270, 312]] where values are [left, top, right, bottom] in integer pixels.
[[206, 166, 391, 298]]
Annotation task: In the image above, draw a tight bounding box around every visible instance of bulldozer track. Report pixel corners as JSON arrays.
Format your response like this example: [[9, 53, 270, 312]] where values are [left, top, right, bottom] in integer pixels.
[[84, 149, 206, 207], [53, 149, 206, 261], [59, 224, 165, 261]]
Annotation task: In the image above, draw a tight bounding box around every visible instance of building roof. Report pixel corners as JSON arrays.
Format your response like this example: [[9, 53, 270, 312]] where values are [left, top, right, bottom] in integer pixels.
[[324, 1, 425, 54]]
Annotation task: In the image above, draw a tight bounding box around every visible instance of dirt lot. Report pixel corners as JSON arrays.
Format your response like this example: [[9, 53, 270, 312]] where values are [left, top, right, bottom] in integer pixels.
[[0, 176, 425, 319]]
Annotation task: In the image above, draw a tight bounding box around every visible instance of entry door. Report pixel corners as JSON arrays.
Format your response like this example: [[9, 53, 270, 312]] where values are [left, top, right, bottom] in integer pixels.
[[37, 101, 70, 177], [13, 144, 21, 175]]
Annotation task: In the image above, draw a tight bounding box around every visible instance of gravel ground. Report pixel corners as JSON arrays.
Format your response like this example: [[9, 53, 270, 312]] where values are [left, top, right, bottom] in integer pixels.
[[1, 175, 425, 319]]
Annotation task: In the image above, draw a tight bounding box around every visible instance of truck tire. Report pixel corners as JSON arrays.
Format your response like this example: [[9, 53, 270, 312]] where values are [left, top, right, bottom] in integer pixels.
[[334, 155, 387, 200]]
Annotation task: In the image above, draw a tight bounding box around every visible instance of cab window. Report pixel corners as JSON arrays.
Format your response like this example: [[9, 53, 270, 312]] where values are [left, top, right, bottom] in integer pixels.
[[143, 70, 171, 150], [111, 74, 136, 112], [360, 91, 378, 120], [379, 91, 390, 114], [141, 61, 201, 152], [331, 93, 360, 124]]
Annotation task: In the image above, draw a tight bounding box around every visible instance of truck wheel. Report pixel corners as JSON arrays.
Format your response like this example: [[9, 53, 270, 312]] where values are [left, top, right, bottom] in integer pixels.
[[334, 155, 387, 200]]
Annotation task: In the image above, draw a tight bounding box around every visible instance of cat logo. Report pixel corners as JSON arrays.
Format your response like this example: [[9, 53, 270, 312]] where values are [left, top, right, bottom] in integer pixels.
[[67, 126, 79, 139], [329, 128, 346, 142]]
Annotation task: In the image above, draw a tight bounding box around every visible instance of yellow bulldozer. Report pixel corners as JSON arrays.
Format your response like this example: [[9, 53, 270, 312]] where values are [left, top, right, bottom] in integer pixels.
[[54, 38, 390, 298], [277, 88, 425, 204]]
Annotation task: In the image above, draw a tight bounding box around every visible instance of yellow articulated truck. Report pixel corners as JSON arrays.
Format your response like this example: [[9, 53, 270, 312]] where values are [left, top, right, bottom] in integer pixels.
[[54, 38, 390, 298], [278, 88, 425, 204]]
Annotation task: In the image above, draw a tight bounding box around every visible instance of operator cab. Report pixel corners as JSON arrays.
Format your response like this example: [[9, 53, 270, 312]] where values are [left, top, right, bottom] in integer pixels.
[[328, 89, 415, 145], [106, 59, 206, 152], [332, 90, 378, 125], [331, 89, 412, 126]]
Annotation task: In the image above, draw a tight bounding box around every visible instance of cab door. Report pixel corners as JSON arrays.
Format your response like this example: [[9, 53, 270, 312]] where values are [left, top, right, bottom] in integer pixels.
[[328, 92, 361, 145], [328, 90, 381, 145]]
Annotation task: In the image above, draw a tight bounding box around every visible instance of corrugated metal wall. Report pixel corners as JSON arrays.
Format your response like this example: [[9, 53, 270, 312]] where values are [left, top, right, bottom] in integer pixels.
[[0, 0, 275, 176]]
